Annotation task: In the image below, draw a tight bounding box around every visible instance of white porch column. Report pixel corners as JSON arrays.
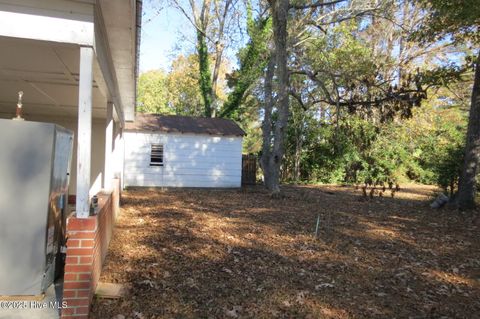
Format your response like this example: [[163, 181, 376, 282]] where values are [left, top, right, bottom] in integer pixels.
[[104, 101, 114, 190], [76, 46, 94, 218]]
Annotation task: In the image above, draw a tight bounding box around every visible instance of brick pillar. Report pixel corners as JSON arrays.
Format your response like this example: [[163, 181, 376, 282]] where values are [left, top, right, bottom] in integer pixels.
[[61, 180, 119, 319], [62, 217, 97, 319]]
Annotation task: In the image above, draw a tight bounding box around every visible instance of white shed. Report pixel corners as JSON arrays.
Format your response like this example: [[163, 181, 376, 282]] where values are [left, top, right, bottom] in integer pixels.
[[123, 114, 245, 188]]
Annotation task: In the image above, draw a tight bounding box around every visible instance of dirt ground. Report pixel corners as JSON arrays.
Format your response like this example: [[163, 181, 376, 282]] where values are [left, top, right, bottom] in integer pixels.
[[91, 184, 480, 319]]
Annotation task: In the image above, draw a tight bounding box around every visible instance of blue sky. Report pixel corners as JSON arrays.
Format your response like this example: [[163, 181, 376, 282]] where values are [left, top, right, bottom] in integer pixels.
[[139, 3, 195, 73], [139, 2, 247, 74]]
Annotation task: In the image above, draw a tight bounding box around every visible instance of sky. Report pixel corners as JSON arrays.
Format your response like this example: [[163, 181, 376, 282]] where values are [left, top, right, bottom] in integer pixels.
[[139, 2, 247, 74], [139, 3, 195, 73]]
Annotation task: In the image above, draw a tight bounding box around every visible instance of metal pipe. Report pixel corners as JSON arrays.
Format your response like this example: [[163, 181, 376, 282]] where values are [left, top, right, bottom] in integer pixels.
[[14, 91, 24, 120], [315, 214, 320, 238]]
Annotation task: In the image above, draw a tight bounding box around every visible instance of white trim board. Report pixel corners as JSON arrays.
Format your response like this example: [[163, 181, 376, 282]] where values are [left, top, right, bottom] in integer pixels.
[[0, 10, 94, 46]]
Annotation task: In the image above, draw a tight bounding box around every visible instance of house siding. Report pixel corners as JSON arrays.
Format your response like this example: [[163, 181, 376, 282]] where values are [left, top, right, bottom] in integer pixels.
[[124, 132, 242, 188]]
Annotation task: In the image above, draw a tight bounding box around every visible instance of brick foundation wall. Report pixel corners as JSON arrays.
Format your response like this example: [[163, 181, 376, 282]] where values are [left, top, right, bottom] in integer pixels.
[[61, 179, 120, 319]]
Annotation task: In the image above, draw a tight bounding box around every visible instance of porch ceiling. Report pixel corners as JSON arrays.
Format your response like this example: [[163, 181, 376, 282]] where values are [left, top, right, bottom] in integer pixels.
[[0, 36, 107, 120]]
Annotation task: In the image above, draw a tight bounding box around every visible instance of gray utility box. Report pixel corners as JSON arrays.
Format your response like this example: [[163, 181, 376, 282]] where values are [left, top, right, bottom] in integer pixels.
[[0, 119, 73, 296]]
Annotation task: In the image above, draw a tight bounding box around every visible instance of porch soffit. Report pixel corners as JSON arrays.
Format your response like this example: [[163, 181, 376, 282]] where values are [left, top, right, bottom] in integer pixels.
[[98, 0, 136, 122], [0, 37, 108, 120]]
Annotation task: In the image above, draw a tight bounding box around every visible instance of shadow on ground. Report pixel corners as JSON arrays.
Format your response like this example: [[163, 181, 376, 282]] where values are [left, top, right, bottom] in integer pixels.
[[91, 184, 480, 319]]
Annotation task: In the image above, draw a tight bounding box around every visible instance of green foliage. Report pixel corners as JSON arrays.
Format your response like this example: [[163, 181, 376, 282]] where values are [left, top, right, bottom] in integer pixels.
[[297, 20, 427, 122], [305, 22, 377, 83], [166, 54, 204, 116], [137, 70, 171, 114], [402, 105, 466, 194], [279, 13, 471, 190], [316, 116, 406, 186], [136, 1, 472, 195], [220, 4, 272, 119], [282, 103, 467, 191], [239, 95, 263, 154], [197, 31, 214, 117], [137, 54, 230, 117], [413, 0, 480, 44]]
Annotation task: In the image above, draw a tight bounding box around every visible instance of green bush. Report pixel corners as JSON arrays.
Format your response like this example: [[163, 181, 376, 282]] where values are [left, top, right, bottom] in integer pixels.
[[282, 105, 466, 192]]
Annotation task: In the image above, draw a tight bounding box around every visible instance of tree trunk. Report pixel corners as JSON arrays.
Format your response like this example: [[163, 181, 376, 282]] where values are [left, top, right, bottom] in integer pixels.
[[293, 116, 304, 182], [294, 136, 302, 182], [197, 30, 214, 117], [266, 0, 290, 194], [260, 55, 275, 190], [457, 51, 480, 210], [210, 41, 224, 118]]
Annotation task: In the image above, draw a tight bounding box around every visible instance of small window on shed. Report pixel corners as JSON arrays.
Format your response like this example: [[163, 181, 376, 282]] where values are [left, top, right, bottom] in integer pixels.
[[150, 144, 164, 167]]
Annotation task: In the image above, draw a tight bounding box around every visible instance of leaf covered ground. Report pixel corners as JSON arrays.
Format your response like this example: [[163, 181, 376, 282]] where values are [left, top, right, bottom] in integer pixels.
[[91, 185, 479, 319]]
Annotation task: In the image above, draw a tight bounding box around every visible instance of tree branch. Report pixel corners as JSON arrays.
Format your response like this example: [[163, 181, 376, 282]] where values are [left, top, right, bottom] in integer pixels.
[[290, 0, 348, 10]]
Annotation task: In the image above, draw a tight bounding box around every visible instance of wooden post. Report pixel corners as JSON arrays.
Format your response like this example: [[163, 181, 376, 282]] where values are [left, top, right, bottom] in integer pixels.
[[104, 101, 114, 190], [76, 46, 94, 218]]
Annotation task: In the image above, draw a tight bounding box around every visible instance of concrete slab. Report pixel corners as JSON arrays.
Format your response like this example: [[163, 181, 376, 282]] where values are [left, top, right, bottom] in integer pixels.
[[0, 281, 62, 319]]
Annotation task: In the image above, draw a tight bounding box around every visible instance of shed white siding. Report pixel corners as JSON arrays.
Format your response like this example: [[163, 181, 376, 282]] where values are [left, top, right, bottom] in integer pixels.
[[124, 132, 242, 188]]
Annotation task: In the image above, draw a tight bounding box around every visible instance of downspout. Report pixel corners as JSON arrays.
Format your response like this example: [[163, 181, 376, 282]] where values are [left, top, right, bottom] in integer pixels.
[[134, 0, 143, 118]]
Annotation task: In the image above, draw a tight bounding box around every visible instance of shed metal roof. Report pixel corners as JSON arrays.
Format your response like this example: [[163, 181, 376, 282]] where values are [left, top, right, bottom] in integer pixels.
[[124, 114, 245, 136]]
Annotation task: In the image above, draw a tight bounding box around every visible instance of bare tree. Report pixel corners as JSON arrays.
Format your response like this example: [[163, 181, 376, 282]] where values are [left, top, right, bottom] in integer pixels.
[[260, 0, 388, 194], [170, 0, 240, 117]]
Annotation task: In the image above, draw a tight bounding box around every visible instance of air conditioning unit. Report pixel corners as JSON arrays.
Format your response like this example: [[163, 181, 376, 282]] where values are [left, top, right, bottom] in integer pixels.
[[0, 119, 73, 296]]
